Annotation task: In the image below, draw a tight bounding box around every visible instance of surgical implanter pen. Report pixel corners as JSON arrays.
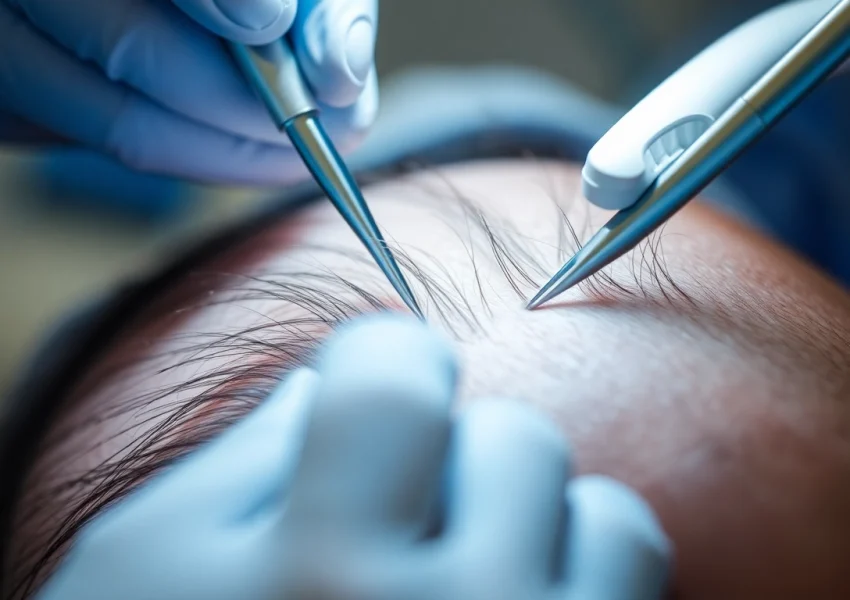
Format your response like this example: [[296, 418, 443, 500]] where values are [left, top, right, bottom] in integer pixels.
[[527, 0, 850, 310], [228, 41, 423, 319]]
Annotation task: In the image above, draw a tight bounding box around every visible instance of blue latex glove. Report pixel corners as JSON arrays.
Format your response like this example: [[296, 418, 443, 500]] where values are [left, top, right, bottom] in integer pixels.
[[36, 316, 671, 600], [0, 0, 379, 184]]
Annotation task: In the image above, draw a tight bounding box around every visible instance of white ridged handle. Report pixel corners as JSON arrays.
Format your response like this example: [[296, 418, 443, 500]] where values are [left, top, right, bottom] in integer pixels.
[[582, 0, 837, 210]]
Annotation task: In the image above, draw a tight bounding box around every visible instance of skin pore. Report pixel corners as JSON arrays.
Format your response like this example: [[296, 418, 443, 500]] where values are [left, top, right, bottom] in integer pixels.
[[6, 159, 850, 599]]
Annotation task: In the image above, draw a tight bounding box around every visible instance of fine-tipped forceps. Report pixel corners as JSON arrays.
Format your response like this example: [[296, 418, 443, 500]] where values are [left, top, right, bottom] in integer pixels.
[[227, 40, 423, 319], [528, 0, 850, 310]]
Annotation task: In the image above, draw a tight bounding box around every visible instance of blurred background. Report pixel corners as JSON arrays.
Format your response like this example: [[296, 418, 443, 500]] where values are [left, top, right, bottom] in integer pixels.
[[0, 0, 781, 395]]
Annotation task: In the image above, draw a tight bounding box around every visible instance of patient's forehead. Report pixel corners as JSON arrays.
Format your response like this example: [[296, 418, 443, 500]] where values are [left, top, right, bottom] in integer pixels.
[[9, 159, 850, 599]]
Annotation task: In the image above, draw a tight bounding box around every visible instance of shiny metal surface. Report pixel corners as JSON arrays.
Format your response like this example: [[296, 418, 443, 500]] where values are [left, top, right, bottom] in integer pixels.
[[745, 0, 850, 120], [286, 115, 423, 317], [227, 40, 422, 318], [527, 0, 850, 310], [227, 40, 316, 127]]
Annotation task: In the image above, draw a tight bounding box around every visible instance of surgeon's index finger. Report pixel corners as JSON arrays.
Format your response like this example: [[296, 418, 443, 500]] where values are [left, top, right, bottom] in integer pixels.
[[444, 400, 570, 586], [562, 476, 672, 600], [285, 315, 457, 540], [6, 0, 293, 146], [292, 0, 378, 107]]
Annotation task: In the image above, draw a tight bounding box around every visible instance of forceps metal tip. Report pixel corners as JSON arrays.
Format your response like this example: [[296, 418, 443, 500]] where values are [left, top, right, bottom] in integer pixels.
[[528, 0, 850, 311], [286, 114, 424, 320], [227, 40, 423, 320], [525, 229, 611, 310]]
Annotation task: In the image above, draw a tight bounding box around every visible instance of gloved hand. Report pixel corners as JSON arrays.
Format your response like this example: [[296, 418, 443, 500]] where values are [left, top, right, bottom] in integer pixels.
[[36, 315, 671, 600], [0, 0, 379, 184]]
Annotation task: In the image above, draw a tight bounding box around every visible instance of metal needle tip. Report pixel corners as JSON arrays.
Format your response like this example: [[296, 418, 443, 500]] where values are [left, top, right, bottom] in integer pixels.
[[525, 257, 582, 310], [227, 40, 423, 318], [378, 258, 424, 319], [526, 234, 611, 310], [285, 114, 423, 320]]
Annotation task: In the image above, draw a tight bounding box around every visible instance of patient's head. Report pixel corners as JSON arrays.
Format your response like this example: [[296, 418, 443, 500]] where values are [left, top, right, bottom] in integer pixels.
[[6, 159, 850, 599]]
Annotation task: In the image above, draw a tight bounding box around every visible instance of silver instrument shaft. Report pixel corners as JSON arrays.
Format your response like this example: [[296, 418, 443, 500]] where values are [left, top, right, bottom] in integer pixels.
[[528, 0, 850, 310], [228, 40, 423, 319]]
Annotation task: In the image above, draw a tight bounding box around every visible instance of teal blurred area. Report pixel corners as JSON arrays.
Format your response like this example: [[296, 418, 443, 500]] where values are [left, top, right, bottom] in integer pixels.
[[0, 0, 784, 395]]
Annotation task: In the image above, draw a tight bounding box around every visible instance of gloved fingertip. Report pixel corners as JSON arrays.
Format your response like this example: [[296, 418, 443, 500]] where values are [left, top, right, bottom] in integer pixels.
[[562, 476, 672, 599], [343, 16, 375, 85], [217, 0, 282, 30], [175, 0, 297, 44], [570, 475, 672, 561], [210, 367, 319, 445], [294, 4, 377, 107], [266, 367, 320, 406], [318, 314, 458, 410]]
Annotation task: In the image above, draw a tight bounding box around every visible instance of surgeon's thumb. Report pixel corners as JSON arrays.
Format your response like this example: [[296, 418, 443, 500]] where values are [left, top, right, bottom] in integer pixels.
[[292, 0, 378, 107], [285, 314, 458, 540], [173, 0, 298, 45]]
